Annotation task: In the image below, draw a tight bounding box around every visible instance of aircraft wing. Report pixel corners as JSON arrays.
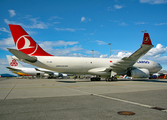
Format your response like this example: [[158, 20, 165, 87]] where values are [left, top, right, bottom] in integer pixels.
[[35, 68, 53, 74], [6, 67, 22, 72], [111, 45, 153, 70], [7, 48, 37, 63], [107, 33, 154, 73]]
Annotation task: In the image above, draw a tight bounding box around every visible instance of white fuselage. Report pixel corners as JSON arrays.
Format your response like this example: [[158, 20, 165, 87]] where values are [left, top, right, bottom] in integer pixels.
[[24, 56, 162, 77], [9, 67, 47, 76]]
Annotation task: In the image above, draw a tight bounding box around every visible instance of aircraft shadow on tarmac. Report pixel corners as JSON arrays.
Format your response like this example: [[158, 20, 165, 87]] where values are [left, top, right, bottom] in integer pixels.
[[118, 79, 167, 83], [57, 79, 101, 83], [57, 81, 77, 83], [57, 79, 167, 83]]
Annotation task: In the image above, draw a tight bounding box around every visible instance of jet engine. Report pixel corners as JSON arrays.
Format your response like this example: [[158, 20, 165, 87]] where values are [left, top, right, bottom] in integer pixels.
[[48, 72, 63, 78], [43, 74, 49, 77], [127, 68, 150, 78]]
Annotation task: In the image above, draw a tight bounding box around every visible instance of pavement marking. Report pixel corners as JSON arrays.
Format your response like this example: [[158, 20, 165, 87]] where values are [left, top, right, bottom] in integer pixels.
[[4, 79, 20, 100], [162, 110, 167, 112], [68, 87, 167, 113], [0, 83, 124, 90]]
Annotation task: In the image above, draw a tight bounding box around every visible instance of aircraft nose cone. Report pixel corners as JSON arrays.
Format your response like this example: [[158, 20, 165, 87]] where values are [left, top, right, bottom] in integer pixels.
[[156, 63, 162, 71], [159, 64, 162, 70]]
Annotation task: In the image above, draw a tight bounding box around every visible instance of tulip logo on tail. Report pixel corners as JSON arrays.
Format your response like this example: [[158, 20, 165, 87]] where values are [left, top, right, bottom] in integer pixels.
[[10, 59, 18, 66], [16, 35, 38, 55]]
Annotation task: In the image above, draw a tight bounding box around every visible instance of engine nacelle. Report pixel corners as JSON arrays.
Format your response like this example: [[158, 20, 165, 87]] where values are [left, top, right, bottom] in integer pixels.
[[43, 74, 49, 77], [127, 68, 150, 78]]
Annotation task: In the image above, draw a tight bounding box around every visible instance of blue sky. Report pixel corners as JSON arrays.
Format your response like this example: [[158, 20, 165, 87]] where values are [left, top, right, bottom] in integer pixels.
[[0, 0, 167, 74]]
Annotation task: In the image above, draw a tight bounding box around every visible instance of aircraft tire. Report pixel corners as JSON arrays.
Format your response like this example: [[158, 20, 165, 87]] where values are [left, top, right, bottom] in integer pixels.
[[91, 77, 101, 81]]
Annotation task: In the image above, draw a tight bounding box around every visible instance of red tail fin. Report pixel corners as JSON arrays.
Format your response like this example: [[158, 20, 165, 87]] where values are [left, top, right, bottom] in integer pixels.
[[9, 24, 53, 56], [142, 33, 152, 45]]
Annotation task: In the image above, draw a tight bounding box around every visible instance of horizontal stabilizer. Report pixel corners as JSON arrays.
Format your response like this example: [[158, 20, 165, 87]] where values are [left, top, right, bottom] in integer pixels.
[[7, 48, 37, 63], [35, 68, 54, 75], [6, 67, 21, 71]]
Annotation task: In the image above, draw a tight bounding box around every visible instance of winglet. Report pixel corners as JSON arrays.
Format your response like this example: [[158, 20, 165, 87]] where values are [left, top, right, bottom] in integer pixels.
[[142, 33, 152, 45]]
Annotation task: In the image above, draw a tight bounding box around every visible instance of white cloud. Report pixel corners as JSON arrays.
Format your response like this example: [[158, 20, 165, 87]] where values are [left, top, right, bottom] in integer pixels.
[[85, 50, 101, 57], [56, 40, 78, 46], [52, 46, 83, 56], [96, 40, 107, 45], [119, 22, 128, 26], [53, 22, 60, 24], [68, 53, 87, 57], [49, 16, 63, 20], [134, 22, 147, 25], [108, 5, 124, 11], [0, 36, 15, 50], [27, 18, 48, 29], [4, 18, 48, 29], [110, 51, 132, 58], [0, 58, 8, 65], [100, 54, 108, 58], [55, 28, 86, 32], [38, 40, 80, 56], [81, 17, 86, 22], [145, 44, 167, 57], [81, 17, 91, 22], [140, 0, 167, 4], [4, 19, 20, 25], [8, 10, 16, 17], [55, 28, 76, 32], [114, 5, 124, 9], [39, 40, 78, 47], [0, 27, 10, 33], [90, 29, 97, 35], [155, 22, 167, 26], [0, 58, 12, 74]]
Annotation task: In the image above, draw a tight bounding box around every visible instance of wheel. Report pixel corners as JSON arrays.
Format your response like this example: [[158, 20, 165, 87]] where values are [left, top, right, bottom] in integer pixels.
[[113, 77, 117, 81], [97, 78, 101, 81], [90, 78, 95, 81]]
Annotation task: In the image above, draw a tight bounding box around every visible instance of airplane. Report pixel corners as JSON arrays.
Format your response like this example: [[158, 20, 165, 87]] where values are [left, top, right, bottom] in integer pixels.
[[6, 55, 64, 78], [7, 24, 162, 81], [6, 55, 32, 76]]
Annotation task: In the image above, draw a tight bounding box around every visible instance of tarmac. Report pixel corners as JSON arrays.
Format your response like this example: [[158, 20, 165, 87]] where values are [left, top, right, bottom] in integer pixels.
[[0, 77, 167, 120]]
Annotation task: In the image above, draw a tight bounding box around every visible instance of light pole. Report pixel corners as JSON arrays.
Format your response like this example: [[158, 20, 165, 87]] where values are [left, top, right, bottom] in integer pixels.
[[108, 43, 111, 57], [91, 50, 94, 58]]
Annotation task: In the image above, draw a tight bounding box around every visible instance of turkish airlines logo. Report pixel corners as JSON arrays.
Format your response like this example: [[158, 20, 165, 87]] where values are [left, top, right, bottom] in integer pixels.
[[16, 35, 38, 55], [10, 59, 18, 66], [144, 37, 149, 43]]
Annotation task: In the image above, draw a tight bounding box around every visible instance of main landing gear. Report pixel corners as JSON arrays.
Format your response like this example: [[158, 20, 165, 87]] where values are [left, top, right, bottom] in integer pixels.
[[90, 77, 101, 81], [106, 76, 117, 82]]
